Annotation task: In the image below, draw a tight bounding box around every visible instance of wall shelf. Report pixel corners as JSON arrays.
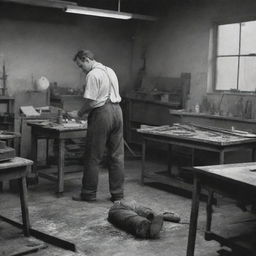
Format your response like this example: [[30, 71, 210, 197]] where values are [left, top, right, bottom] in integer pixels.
[[169, 110, 256, 124]]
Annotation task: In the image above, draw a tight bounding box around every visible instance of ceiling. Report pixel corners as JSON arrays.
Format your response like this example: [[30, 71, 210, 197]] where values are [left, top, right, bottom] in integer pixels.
[[0, 0, 183, 16], [1, 0, 237, 17], [72, 0, 171, 15]]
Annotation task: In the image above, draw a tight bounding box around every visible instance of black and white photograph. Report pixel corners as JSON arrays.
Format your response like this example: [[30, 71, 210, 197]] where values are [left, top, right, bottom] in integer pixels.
[[0, 0, 256, 255]]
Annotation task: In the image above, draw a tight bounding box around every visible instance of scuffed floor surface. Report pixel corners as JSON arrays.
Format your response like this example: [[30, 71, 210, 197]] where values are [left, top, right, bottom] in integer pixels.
[[0, 159, 252, 256]]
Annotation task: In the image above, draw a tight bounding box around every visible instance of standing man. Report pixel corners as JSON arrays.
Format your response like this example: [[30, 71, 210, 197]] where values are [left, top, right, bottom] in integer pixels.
[[70, 49, 124, 202]]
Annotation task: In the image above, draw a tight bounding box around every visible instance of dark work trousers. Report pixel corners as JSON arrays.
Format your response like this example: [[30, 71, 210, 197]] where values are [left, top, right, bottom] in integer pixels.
[[81, 102, 124, 200]]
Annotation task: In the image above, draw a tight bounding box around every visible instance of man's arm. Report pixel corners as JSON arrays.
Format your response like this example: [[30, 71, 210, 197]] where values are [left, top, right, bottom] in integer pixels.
[[77, 99, 94, 118], [68, 99, 93, 119]]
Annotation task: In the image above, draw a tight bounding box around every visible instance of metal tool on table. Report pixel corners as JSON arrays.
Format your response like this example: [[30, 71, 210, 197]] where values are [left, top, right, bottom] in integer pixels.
[[173, 123, 197, 132], [61, 110, 87, 128], [187, 123, 256, 138]]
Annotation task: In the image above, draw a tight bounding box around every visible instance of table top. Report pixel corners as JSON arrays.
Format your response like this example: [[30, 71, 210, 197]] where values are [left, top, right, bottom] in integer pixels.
[[0, 131, 21, 139], [27, 120, 87, 132], [194, 162, 256, 188], [137, 124, 256, 146], [0, 157, 33, 171]]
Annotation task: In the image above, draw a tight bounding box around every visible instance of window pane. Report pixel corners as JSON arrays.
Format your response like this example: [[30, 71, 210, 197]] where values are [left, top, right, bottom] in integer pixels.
[[216, 57, 238, 90], [217, 23, 240, 55], [241, 21, 256, 54], [238, 57, 256, 91]]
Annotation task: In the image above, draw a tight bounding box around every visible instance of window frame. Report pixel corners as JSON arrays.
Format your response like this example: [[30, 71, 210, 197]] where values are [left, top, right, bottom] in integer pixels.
[[213, 18, 256, 93]]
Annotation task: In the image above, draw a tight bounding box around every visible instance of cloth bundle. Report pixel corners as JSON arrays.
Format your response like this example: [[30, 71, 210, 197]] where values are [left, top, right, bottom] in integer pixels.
[[108, 200, 177, 239]]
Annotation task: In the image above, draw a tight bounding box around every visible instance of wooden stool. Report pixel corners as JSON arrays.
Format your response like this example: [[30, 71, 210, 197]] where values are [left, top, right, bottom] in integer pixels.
[[0, 157, 33, 236]]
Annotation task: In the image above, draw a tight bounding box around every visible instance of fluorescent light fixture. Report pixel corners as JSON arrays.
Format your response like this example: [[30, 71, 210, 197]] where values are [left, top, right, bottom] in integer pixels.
[[64, 5, 157, 21], [65, 5, 132, 20]]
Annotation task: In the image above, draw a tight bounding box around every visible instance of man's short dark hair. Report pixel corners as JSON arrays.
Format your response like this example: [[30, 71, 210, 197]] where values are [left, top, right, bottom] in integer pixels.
[[73, 49, 95, 62]]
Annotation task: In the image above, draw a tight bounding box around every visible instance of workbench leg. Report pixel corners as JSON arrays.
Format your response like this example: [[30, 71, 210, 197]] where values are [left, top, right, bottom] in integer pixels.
[[31, 133, 38, 175], [168, 144, 173, 176], [206, 190, 214, 232], [46, 139, 50, 166], [31, 132, 38, 184], [252, 148, 256, 162], [19, 176, 30, 237], [57, 139, 65, 195], [141, 139, 146, 185], [191, 148, 195, 166], [16, 137, 21, 157], [219, 150, 225, 165], [19, 117, 24, 156], [251, 148, 256, 212], [186, 175, 201, 256]]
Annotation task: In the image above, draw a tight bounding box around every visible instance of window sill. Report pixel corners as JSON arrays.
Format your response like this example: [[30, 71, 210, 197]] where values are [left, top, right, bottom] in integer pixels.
[[208, 91, 256, 97]]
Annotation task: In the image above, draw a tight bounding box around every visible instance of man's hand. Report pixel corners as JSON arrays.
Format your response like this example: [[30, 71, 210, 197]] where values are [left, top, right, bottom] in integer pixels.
[[67, 110, 79, 119]]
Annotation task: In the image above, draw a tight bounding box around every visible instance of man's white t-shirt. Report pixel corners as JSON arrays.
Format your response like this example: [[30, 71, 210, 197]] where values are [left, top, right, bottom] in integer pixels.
[[83, 62, 121, 109]]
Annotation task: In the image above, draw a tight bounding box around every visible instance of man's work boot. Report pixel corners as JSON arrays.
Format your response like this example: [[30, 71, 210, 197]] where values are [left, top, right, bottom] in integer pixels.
[[110, 194, 124, 203], [72, 193, 96, 202], [163, 212, 181, 223]]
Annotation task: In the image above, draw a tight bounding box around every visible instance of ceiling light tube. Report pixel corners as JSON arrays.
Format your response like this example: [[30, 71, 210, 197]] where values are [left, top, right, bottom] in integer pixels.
[[131, 13, 158, 21], [65, 5, 132, 20]]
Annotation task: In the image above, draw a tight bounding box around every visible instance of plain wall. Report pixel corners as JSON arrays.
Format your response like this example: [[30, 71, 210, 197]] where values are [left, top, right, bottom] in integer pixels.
[[0, 4, 135, 96]]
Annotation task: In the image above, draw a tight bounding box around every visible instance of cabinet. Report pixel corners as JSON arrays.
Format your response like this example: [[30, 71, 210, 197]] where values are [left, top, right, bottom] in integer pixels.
[[122, 98, 181, 144]]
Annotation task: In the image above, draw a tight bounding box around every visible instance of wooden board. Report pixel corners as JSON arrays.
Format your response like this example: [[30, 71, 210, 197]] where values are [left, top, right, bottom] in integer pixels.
[[194, 162, 256, 188], [0, 157, 33, 170], [0, 146, 15, 161], [28, 120, 87, 131]]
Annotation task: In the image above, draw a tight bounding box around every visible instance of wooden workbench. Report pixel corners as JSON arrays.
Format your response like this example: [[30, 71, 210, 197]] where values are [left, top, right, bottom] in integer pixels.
[[28, 121, 87, 195], [137, 125, 256, 187], [0, 157, 33, 236], [186, 162, 256, 256]]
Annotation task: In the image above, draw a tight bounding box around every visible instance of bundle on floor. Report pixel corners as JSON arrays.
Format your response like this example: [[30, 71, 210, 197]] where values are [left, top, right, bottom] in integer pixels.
[[108, 200, 163, 239]]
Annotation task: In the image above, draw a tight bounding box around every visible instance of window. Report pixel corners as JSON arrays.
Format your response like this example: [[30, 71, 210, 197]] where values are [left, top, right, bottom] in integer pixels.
[[215, 21, 256, 92]]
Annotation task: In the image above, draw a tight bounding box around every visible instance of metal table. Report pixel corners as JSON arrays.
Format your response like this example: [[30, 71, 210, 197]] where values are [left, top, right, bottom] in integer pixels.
[[186, 162, 256, 256], [137, 126, 256, 184], [28, 121, 87, 194]]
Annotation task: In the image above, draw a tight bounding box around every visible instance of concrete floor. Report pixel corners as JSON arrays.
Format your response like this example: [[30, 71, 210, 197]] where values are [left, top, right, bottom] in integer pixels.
[[0, 158, 255, 256]]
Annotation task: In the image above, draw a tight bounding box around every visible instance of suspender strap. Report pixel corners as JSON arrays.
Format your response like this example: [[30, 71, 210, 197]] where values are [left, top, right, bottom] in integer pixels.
[[93, 66, 118, 99]]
